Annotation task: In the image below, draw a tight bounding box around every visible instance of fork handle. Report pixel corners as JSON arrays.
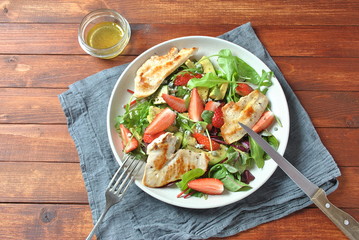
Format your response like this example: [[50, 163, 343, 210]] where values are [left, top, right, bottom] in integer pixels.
[[86, 205, 111, 240]]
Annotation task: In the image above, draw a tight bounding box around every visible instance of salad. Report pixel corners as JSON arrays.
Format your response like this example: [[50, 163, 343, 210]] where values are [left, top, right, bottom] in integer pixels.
[[115, 47, 280, 198]]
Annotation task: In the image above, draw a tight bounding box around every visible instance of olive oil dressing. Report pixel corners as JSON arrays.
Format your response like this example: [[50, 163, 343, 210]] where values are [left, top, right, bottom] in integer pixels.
[[86, 22, 124, 49]]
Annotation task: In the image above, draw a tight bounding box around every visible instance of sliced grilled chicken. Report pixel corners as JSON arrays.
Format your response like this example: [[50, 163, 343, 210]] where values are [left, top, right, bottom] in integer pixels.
[[142, 132, 209, 188], [133, 47, 198, 98], [221, 90, 269, 144]]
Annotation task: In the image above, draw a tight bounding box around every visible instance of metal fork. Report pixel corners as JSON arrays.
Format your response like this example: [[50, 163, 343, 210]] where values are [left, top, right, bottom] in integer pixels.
[[86, 155, 142, 240]]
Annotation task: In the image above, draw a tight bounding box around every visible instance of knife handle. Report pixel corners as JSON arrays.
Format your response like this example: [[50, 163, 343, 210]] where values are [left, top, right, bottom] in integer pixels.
[[311, 188, 359, 240]]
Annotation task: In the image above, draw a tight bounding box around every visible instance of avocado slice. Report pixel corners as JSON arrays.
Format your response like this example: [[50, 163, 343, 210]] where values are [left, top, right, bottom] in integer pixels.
[[207, 144, 228, 165], [209, 83, 228, 100], [199, 56, 216, 74], [153, 85, 168, 104], [174, 132, 183, 150], [185, 59, 196, 69], [182, 135, 198, 150]]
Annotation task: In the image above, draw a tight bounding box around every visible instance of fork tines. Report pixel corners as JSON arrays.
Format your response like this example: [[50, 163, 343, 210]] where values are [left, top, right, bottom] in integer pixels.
[[108, 155, 142, 196]]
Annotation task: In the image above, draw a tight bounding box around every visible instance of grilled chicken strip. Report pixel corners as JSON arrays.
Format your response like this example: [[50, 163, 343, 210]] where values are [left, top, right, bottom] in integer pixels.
[[221, 90, 269, 144], [142, 132, 209, 188], [133, 47, 198, 98]]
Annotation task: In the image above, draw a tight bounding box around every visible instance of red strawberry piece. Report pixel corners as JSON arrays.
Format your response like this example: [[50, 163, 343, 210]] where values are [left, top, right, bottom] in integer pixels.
[[119, 124, 139, 153], [192, 132, 220, 151], [204, 101, 220, 130], [188, 178, 224, 195], [188, 88, 204, 122], [144, 108, 176, 135], [174, 73, 202, 86], [252, 110, 275, 133], [162, 93, 187, 113], [204, 101, 220, 111], [235, 83, 253, 96], [212, 107, 224, 128], [143, 131, 166, 143]]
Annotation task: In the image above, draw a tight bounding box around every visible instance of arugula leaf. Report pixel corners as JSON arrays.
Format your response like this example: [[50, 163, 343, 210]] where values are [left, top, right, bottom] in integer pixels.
[[201, 110, 214, 124], [209, 164, 250, 192], [262, 134, 280, 160], [115, 99, 151, 136], [176, 168, 205, 191], [249, 136, 265, 168], [187, 72, 229, 89], [217, 49, 239, 82], [235, 57, 261, 84]]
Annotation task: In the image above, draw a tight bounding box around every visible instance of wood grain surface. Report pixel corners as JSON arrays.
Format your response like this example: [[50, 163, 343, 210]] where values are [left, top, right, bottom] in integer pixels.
[[0, 0, 358, 239]]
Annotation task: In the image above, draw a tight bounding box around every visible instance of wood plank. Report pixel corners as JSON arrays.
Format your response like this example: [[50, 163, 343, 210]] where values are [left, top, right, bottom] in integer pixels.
[[0, 55, 135, 88], [0, 203, 357, 240], [1, 88, 358, 127], [295, 91, 359, 128], [0, 24, 358, 57], [0, 88, 66, 124], [0, 125, 79, 163], [0, 161, 357, 207], [330, 167, 359, 208], [0, 162, 88, 203], [1, 125, 357, 167], [316, 128, 359, 167], [0, 204, 93, 240], [0, 0, 358, 26], [226, 208, 359, 240], [1, 55, 358, 91], [274, 57, 359, 91]]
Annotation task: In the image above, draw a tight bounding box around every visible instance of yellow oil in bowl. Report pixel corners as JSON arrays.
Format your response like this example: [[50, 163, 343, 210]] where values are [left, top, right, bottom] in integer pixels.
[[86, 22, 124, 49]]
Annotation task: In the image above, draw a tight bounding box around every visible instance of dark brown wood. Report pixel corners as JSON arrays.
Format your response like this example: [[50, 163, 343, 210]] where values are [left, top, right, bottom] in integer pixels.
[[0, 24, 358, 57], [0, 0, 358, 26], [0, 204, 93, 240], [0, 162, 88, 203], [274, 57, 359, 91], [0, 55, 136, 88], [296, 91, 359, 128], [0, 125, 79, 163], [0, 88, 66, 124], [316, 128, 359, 167]]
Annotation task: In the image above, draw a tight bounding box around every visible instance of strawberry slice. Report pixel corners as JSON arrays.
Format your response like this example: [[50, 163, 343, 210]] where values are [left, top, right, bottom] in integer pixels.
[[174, 73, 202, 86], [204, 101, 220, 111], [235, 83, 253, 96], [212, 106, 224, 128], [143, 131, 166, 143], [192, 132, 220, 151], [188, 178, 224, 195], [188, 88, 204, 122], [162, 93, 187, 113], [144, 108, 176, 135], [252, 110, 275, 133], [119, 124, 139, 153]]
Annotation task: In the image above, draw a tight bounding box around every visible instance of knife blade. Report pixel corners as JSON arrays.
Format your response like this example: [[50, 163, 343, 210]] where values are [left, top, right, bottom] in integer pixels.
[[239, 122, 359, 240]]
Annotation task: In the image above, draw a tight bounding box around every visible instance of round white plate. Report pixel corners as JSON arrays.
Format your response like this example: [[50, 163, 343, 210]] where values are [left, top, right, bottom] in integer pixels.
[[107, 36, 290, 209]]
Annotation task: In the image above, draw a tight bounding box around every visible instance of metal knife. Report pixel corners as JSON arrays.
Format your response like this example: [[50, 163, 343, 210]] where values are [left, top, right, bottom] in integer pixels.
[[239, 122, 359, 240]]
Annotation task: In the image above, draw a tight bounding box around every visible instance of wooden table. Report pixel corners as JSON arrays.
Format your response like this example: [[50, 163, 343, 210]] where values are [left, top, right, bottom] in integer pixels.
[[1, 1, 358, 239]]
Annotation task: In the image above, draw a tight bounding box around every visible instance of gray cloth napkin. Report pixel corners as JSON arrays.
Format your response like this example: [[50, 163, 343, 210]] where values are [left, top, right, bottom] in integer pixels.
[[59, 22, 341, 240]]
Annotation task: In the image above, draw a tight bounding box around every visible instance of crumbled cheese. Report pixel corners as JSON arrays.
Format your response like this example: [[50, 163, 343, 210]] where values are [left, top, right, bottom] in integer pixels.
[[210, 151, 219, 157], [195, 144, 204, 149]]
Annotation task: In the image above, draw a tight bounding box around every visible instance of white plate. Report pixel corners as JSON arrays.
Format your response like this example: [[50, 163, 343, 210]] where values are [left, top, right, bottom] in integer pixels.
[[107, 36, 290, 209]]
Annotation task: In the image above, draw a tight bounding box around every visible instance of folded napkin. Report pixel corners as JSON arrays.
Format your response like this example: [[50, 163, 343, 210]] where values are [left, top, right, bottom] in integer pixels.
[[59, 22, 341, 240]]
